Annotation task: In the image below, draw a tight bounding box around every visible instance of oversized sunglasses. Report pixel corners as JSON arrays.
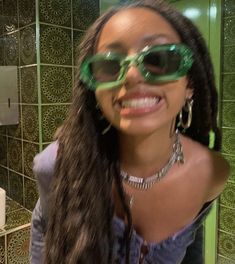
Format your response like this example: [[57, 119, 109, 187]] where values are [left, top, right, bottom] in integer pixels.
[[80, 44, 194, 91]]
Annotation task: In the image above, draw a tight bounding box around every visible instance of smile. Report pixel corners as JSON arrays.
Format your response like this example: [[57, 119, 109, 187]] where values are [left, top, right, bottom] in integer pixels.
[[120, 97, 161, 109]]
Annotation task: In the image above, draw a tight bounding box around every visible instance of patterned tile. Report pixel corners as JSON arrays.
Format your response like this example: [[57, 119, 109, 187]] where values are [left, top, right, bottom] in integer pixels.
[[7, 114, 22, 139], [223, 46, 235, 73], [0, 236, 4, 264], [6, 198, 22, 214], [0, 41, 4, 65], [24, 178, 38, 211], [219, 206, 235, 235], [41, 66, 72, 103], [18, 0, 36, 27], [22, 105, 39, 142], [220, 181, 235, 208], [21, 66, 38, 104], [0, 136, 7, 167], [222, 74, 235, 100], [2, 0, 18, 33], [7, 227, 30, 264], [9, 171, 23, 205], [0, 127, 6, 136], [224, 17, 235, 46], [5, 209, 31, 231], [225, 155, 235, 182], [218, 255, 235, 264], [8, 138, 22, 173], [72, 0, 99, 30], [218, 231, 235, 260], [42, 105, 69, 142], [5, 31, 19, 66], [222, 129, 235, 155], [73, 30, 84, 66], [0, 166, 8, 194], [39, 0, 71, 27], [20, 25, 36, 65], [222, 102, 235, 127], [22, 141, 39, 178], [40, 25, 72, 65], [224, 0, 235, 17]]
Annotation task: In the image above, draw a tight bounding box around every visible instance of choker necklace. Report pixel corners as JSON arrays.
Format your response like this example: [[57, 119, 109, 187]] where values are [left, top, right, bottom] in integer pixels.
[[120, 130, 184, 190]]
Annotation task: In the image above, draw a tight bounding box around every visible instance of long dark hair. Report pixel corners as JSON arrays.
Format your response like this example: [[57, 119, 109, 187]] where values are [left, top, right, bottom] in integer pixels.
[[44, 1, 220, 263]]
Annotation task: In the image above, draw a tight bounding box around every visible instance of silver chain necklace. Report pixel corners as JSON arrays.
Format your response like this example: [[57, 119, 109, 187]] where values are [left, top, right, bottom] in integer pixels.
[[120, 130, 184, 190]]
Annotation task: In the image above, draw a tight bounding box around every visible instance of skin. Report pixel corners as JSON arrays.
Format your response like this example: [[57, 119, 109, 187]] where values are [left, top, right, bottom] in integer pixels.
[[95, 7, 229, 243]]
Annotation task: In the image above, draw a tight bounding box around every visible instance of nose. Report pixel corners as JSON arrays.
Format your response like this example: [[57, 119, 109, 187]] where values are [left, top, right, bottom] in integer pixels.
[[124, 63, 145, 88]]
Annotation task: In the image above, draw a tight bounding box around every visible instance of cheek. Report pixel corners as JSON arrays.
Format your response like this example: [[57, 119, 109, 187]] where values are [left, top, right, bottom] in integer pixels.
[[95, 90, 114, 118]]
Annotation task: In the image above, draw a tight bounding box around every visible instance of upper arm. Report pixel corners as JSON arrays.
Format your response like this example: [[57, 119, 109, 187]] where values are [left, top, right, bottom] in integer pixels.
[[33, 141, 58, 222]]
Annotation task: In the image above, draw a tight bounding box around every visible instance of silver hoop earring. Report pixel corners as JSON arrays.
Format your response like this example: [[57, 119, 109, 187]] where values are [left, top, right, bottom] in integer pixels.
[[178, 98, 193, 130], [102, 123, 112, 135]]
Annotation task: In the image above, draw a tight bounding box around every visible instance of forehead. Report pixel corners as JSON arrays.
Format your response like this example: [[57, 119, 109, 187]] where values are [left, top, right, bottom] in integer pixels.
[[97, 7, 181, 52]]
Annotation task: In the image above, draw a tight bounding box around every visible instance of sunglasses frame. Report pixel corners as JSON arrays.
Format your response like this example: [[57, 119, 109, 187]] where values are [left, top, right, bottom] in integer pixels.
[[80, 44, 194, 91]]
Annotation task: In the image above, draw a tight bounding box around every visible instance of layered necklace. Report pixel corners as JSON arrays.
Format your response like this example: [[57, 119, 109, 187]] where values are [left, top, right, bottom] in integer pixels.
[[120, 130, 184, 191]]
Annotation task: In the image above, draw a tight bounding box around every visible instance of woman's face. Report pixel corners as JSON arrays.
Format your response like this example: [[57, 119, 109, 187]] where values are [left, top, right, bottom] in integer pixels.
[[95, 7, 193, 136]]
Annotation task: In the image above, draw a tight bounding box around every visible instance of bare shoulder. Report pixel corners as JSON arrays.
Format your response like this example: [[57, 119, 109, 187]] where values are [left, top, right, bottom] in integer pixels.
[[181, 135, 230, 201]]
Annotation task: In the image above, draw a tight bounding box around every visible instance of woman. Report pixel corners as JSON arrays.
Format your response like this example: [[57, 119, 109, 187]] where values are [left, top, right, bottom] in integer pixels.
[[30, 1, 229, 263]]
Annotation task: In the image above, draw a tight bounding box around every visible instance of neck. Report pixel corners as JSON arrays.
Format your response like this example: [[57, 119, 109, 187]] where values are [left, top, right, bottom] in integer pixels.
[[119, 124, 176, 178]]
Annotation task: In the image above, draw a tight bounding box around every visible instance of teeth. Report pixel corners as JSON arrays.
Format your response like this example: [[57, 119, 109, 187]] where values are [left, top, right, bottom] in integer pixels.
[[121, 97, 160, 108]]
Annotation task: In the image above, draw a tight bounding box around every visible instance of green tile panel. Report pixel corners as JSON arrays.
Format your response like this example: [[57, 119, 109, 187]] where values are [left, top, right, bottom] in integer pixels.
[[218, 231, 235, 260], [222, 129, 235, 156], [224, 0, 235, 17], [0, 136, 7, 167], [41, 66, 72, 103], [41, 104, 69, 143], [223, 46, 235, 73], [9, 171, 23, 206], [39, 0, 71, 27], [22, 141, 39, 178], [220, 181, 235, 209], [219, 206, 235, 235], [7, 138, 23, 174], [20, 66, 38, 104], [40, 24, 72, 65], [0, 166, 9, 194], [18, 0, 36, 27], [72, 0, 99, 30], [24, 178, 38, 211], [224, 17, 235, 46], [222, 102, 235, 127], [20, 25, 36, 66], [222, 74, 235, 100], [4, 31, 19, 66], [22, 105, 39, 142]]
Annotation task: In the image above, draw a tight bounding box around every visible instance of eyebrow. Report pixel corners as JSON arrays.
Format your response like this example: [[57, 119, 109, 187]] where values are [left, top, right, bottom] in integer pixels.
[[99, 34, 177, 51], [140, 34, 178, 45]]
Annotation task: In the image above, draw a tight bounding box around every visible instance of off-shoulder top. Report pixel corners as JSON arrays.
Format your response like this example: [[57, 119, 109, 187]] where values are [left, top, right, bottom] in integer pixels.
[[30, 141, 212, 264]]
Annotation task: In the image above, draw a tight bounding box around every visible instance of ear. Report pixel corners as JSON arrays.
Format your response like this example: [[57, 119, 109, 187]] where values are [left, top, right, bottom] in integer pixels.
[[186, 79, 194, 99], [186, 87, 193, 99]]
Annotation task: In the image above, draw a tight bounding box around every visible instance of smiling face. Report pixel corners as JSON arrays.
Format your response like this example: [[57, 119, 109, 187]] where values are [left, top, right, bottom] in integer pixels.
[[95, 7, 193, 136]]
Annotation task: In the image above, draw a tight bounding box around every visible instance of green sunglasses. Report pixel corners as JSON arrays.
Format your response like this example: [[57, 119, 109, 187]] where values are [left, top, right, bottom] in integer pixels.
[[80, 44, 194, 91]]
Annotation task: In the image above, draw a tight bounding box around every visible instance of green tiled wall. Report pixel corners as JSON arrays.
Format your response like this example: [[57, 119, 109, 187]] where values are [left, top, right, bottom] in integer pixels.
[[0, 0, 99, 263], [0, 0, 38, 213], [218, 0, 235, 262], [0, 0, 99, 211]]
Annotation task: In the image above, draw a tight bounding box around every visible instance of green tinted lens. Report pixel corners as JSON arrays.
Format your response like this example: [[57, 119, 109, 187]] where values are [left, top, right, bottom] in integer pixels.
[[143, 50, 181, 75], [89, 58, 121, 82], [139, 44, 193, 83]]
